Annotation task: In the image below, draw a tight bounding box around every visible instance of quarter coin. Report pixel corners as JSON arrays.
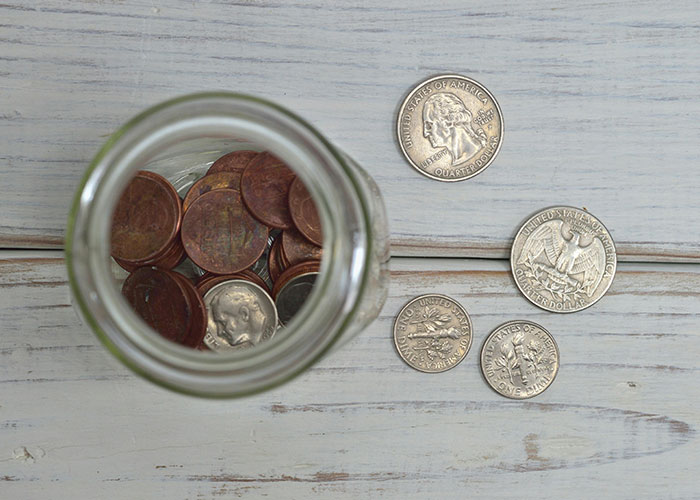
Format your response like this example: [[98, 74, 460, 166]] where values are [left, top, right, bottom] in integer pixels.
[[181, 189, 269, 275], [202, 280, 278, 351], [480, 320, 559, 399], [396, 74, 503, 181], [393, 294, 473, 373], [511, 206, 617, 313]]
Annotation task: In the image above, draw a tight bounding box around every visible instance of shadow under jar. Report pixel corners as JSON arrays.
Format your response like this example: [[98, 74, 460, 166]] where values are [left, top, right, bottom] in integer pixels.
[[66, 92, 390, 398]]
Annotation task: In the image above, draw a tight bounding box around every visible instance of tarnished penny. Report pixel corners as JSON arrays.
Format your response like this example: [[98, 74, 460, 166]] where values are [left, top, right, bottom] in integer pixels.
[[511, 206, 617, 313], [111, 170, 182, 262], [288, 177, 322, 246], [397, 74, 503, 181], [121, 266, 191, 344], [272, 260, 321, 299], [196, 270, 271, 297], [202, 280, 278, 351], [241, 152, 296, 229], [168, 270, 208, 348], [281, 228, 322, 267], [275, 272, 318, 326], [480, 321, 559, 399], [268, 236, 286, 284], [207, 150, 259, 175], [181, 189, 269, 275], [393, 294, 472, 373], [114, 236, 185, 272], [182, 171, 242, 213]]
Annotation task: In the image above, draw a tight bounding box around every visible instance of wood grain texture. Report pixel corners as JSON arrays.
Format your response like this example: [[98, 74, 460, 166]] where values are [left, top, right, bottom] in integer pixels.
[[1, 1, 699, 260], [0, 252, 698, 498]]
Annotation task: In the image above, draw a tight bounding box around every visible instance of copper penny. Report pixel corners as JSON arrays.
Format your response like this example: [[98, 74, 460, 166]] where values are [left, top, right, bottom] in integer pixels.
[[182, 171, 242, 213], [268, 236, 286, 284], [181, 189, 269, 274], [168, 270, 208, 348], [196, 270, 270, 297], [207, 150, 259, 176], [121, 266, 191, 344], [272, 260, 321, 299], [240, 152, 296, 229], [111, 171, 182, 263], [281, 228, 323, 267], [288, 177, 323, 246], [114, 235, 185, 272]]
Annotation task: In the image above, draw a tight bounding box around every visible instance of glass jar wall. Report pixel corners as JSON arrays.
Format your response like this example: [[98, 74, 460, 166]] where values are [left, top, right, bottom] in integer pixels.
[[66, 93, 390, 398]]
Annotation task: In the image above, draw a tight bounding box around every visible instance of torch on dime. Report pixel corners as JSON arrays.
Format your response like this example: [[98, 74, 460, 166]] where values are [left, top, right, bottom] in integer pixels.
[[480, 320, 559, 399], [393, 294, 472, 373]]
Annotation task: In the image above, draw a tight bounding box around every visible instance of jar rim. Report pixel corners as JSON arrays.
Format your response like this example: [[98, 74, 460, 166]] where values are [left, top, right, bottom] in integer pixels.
[[66, 92, 373, 397]]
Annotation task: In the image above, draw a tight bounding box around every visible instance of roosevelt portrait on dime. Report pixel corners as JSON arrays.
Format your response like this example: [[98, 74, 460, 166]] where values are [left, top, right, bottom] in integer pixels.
[[207, 286, 268, 348]]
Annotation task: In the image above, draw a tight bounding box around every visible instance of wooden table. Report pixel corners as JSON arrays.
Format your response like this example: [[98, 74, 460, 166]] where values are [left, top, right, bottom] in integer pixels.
[[1, 2, 698, 498]]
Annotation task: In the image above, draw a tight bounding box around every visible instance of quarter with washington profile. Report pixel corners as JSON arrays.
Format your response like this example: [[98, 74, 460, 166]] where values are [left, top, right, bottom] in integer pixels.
[[511, 206, 617, 313], [397, 74, 504, 181]]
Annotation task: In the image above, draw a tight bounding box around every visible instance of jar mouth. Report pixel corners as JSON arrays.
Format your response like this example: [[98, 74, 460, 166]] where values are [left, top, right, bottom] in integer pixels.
[[66, 92, 372, 397]]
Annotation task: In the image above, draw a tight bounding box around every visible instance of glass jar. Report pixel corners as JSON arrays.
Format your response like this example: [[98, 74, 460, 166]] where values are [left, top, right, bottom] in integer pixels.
[[66, 92, 390, 398]]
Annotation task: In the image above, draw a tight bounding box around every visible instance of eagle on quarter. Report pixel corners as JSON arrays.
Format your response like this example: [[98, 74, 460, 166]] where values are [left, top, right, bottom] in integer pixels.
[[517, 220, 605, 297]]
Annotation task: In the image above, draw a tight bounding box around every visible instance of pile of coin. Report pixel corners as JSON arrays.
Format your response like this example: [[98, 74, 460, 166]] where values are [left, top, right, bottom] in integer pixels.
[[110, 150, 324, 352], [394, 74, 618, 399], [393, 205, 615, 400]]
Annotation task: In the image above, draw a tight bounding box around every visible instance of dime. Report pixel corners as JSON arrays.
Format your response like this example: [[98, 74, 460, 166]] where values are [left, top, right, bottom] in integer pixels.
[[206, 150, 259, 176], [480, 321, 559, 399], [396, 74, 503, 181], [281, 228, 322, 267], [111, 170, 182, 262], [240, 152, 296, 229], [202, 280, 278, 351], [393, 294, 472, 373], [182, 171, 242, 213], [275, 272, 318, 326], [510, 206, 617, 313], [181, 189, 269, 275], [288, 177, 322, 246], [121, 267, 191, 344]]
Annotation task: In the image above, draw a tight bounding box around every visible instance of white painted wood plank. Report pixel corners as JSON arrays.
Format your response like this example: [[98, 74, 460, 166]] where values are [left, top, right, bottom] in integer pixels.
[[1, 1, 699, 260], [0, 252, 698, 498]]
